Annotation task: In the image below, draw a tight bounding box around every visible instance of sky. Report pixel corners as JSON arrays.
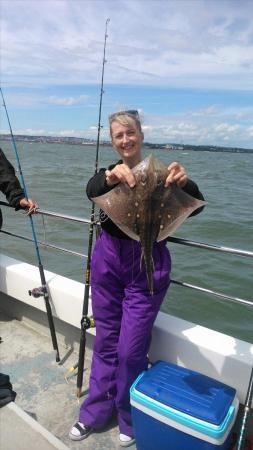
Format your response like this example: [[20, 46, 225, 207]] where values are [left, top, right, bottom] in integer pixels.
[[1, 0, 253, 148]]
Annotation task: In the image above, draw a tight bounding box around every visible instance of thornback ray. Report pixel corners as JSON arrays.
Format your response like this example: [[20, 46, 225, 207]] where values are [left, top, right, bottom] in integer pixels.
[[92, 155, 206, 294]]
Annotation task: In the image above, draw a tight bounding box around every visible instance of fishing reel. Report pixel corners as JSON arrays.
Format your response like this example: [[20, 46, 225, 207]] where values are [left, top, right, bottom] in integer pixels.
[[28, 286, 46, 298], [81, 315, 95, 330]]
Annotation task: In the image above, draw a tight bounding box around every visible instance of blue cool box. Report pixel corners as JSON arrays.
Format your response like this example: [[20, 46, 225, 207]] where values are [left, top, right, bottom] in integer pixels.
[[130, 361, 238, 450]]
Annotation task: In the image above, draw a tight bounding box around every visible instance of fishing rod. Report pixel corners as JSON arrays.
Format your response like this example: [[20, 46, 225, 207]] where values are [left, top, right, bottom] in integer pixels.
[[0, 87, 60, 363], [236, 367, 253, 450], [75, 18, 110, 398]]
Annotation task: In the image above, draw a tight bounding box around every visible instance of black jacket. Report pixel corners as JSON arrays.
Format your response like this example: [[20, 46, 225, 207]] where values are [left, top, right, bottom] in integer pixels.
[[0, 148, 25, 228], [86, 160, 205, 239]]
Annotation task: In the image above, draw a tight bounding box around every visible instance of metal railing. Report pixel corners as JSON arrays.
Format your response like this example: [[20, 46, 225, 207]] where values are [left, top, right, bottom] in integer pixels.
[[1, 204, 253, 309]]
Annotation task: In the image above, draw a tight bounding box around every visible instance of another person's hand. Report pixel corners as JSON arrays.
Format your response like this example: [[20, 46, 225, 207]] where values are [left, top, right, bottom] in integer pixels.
[[165, 162, 188, 188], [19, 198, 38, 215], [105, 164, 136, 188]]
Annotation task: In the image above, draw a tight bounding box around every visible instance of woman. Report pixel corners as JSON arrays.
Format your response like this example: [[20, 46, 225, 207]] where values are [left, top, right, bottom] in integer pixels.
[[69, 111, 204, 447]]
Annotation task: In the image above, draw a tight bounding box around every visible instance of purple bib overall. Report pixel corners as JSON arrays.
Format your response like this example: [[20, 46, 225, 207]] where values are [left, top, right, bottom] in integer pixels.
[[79, 230, 171, 438]]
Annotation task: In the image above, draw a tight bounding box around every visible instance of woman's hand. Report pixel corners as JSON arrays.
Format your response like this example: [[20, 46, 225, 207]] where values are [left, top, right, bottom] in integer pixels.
[[165, 162, 188, 188], [105, 164, 136, 188], [19, 197, 38, 215], [105, 161, 188, 189]]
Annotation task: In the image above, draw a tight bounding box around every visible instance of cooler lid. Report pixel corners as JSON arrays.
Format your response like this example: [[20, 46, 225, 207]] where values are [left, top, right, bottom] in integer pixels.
[[134, 361, 236, 425]]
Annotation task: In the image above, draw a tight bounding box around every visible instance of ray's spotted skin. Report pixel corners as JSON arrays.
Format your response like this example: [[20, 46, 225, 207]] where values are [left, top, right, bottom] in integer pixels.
[[92, 155, 205, 294]]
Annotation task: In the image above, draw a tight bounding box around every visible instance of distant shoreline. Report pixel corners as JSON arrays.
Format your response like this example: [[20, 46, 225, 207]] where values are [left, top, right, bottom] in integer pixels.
[[0, 134, 253, 153]]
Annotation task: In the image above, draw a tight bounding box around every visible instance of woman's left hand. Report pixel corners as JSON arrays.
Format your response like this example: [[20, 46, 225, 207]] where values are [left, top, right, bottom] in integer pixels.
[[165, 162, 188, 188]]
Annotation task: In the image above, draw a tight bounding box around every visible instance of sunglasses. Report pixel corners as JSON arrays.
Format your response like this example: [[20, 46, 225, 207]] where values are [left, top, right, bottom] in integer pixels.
[[109, 110, 140, 121]]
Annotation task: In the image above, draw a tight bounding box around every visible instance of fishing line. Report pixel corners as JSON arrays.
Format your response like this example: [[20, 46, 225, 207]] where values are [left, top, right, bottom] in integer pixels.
[[236, 367, 253, 450], [41, 213, 47, 245], [0, 87, 60, 363], [74, 18, 110, 398]]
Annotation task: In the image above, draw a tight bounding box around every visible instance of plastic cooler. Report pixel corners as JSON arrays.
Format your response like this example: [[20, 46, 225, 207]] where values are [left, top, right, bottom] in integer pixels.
[[130, 361, 238, 450]]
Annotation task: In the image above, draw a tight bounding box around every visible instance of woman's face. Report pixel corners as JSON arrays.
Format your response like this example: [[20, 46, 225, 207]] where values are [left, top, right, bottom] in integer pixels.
[[110, 118, 143, 167]]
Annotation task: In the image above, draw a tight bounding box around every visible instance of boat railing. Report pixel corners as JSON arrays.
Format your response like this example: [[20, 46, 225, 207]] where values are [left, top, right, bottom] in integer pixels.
[[1, 204, 253, 309]]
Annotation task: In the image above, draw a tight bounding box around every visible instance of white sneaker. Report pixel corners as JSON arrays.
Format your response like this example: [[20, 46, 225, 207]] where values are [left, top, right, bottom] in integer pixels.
[[119, 433, 135, 447], [69, 422, 93, 441]]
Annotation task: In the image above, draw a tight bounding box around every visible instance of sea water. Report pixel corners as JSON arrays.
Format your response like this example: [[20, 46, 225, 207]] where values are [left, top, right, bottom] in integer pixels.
[[0, 140, 252, 343]]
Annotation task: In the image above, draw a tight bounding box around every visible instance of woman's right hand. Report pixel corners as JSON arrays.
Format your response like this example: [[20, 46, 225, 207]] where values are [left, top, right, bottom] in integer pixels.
[[105, 164, 136, 188]]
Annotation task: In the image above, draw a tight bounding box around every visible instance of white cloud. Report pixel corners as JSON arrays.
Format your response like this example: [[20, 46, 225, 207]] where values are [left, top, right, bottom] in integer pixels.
[[1, 0, 253, 148], [12, 128, 47, 135], [1, 0, 253, 89], [2, 113, 251, 148], [0, 91, 91, 109], [247, 125, 253, 137], [51, 129, 77, 137], [48, 95, 89, 106], [140, 105, 253, 147], [214, 123, 240, 133]]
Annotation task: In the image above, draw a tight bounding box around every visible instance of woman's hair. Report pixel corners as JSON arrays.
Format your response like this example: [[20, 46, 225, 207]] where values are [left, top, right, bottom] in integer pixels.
[[109, 110, 142, 135]]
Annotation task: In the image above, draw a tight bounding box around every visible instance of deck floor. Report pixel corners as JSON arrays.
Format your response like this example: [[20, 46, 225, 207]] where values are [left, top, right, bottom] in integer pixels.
[[0, 309, 136, 450], [0, 306, 252, 449]]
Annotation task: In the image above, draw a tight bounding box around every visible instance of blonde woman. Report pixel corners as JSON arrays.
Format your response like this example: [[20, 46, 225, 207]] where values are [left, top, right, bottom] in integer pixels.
[[69, 111, 204, 447]]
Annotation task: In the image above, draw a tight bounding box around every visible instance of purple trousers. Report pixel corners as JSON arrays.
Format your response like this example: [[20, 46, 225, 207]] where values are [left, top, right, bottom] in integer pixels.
[[79, 230, 171, 437]]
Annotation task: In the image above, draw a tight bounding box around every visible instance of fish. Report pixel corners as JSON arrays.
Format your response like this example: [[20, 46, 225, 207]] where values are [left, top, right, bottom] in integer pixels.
[[92, 155, 205, 295]]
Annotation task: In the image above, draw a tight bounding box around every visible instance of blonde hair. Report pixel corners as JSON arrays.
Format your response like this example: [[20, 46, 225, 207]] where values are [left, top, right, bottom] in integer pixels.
[[109, 110, 142, 135]]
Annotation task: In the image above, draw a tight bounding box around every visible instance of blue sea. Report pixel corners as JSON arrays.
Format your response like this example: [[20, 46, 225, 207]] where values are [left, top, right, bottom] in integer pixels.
[[0, 140, 252, 343]]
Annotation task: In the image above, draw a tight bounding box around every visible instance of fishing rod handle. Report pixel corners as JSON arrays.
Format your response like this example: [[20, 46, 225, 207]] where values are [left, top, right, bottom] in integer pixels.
[[38, 263, 60, 362]]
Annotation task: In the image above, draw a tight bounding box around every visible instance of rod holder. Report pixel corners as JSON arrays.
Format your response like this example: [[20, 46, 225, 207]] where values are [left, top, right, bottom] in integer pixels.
[[28, 286, 46, 298]]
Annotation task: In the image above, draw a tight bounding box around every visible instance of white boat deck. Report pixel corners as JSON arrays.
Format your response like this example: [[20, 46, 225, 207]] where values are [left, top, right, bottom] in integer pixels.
[[0, 305, 136, 450], [1, 403, 69, 450]]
